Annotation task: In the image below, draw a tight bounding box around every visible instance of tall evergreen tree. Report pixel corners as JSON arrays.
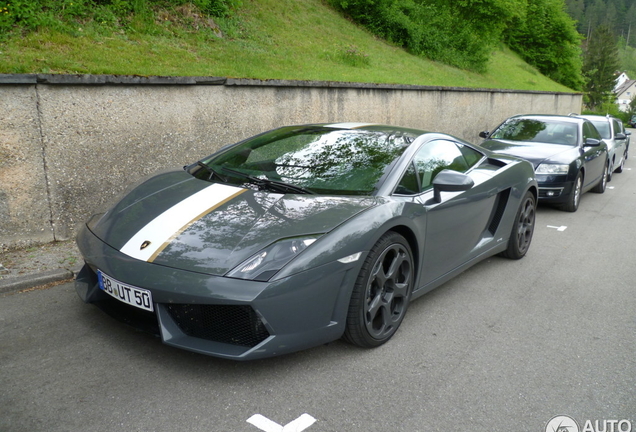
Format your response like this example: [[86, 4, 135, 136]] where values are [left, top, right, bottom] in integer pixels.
[[566, 0, 586, 32], [583, 25, 621, 109]]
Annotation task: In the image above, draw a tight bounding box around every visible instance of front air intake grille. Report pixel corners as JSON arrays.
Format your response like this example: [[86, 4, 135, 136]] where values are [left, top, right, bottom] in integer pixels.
[[165, 304, 270, 347], [94, 296, 161, 336]]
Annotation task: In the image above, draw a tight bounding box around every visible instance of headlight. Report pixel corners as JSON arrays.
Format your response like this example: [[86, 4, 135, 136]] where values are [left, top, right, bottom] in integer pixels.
[[535, 164, 569, 175], [227, 235, 321, 281]]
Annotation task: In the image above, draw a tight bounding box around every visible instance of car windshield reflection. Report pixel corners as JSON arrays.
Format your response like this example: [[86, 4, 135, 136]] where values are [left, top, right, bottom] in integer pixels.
[[491, 119, 578, 145], [201, 127, 417, 195]]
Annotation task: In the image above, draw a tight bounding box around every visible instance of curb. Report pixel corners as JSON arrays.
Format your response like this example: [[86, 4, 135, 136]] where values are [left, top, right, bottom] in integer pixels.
[[0, 267, 79, 294]]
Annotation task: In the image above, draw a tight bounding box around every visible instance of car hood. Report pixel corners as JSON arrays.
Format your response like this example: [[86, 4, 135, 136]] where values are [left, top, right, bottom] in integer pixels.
[[481, 139, 575, 168], [89, 170, 377, 275]]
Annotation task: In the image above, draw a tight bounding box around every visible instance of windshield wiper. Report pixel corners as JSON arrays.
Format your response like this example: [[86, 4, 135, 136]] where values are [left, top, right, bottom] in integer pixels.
[[221, 167, 314, 195], [196, 161, 228, 182]]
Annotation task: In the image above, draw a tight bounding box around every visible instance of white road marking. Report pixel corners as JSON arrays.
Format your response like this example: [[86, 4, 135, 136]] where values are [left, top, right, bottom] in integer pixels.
[[247, 414, 316, 432], [547, 225, 567, 232]]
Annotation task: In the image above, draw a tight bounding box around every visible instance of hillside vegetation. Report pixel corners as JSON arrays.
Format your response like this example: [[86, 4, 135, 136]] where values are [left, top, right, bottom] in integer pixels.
[[0, 0, 575, 92]]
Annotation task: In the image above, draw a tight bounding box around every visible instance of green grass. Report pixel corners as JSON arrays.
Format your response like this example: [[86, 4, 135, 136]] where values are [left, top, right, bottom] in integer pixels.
[[0, 0, 575, 92]]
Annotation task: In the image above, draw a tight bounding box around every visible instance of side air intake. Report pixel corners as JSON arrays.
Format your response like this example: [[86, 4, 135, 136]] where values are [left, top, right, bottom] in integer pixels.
[[487, 188, 511, 235]]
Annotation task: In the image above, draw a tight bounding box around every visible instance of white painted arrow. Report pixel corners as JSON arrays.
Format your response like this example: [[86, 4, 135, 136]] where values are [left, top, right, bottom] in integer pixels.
[[247, 414, 316, 432], [547, 225, 567, 232]]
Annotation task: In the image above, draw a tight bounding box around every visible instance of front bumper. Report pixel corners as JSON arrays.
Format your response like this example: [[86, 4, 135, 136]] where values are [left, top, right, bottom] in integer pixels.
[[75, 225, 362, 360], [537, 175, 574, 204]]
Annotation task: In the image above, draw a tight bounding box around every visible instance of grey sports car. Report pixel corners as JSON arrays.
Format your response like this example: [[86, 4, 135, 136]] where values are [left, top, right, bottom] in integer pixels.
[[75, 123, 538, 360]]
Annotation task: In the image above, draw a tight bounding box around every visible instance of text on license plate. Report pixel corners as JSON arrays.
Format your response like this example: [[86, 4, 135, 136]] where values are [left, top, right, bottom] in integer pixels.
[[97, 270, 154, 312]]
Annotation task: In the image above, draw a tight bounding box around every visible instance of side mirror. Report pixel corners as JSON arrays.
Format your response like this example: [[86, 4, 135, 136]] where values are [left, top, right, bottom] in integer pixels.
[[615, 133, 627, 140], [584, 138, 601, 147], [626, 131, 632, 136], [479, 131, 490, 139], [432, 170, 474, 203]]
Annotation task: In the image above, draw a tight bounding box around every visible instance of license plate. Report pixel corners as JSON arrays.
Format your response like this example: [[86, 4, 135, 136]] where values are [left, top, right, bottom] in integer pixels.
[[97, 270, 154, 312]]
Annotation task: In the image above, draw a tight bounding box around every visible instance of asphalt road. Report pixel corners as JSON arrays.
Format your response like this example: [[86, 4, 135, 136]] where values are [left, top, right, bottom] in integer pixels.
[[2, 165, 635, 432]]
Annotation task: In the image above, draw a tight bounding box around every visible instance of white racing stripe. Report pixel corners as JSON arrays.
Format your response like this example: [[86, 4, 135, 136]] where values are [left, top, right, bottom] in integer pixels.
[[120, 183, 246, 262], [323, 122, 376, 129]]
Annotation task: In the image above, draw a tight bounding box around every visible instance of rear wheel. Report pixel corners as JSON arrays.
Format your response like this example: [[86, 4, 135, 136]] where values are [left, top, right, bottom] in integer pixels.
[[343, 232, 414, 348], [616, 152, 625, 173], [500, 190, 536, 259], [562, 171, 582, 212], [591, 161, 608, 194]]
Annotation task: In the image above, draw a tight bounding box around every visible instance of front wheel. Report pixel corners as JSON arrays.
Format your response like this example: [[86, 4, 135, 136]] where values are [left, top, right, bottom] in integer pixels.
[[562, 171, 582, 212], [591, 160, 608, 194], [343, 232, 414, 348], [500, 190, 536, 260]]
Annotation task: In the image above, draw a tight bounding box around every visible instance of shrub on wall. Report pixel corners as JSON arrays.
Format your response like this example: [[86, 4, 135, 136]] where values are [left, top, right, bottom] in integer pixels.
[[504, 0, 583, 90], [329, 0, 583, 90], [326, 0, 524, 73]]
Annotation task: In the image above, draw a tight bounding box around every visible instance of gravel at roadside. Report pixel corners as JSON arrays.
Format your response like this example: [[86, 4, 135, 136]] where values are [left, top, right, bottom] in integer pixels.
[[0, 240, 83, 294]]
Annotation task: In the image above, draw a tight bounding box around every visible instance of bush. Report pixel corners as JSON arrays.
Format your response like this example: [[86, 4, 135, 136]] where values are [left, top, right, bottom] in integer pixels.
[[504, 0, 583, 90], [326, 0, 523, 72], [328, 0, 583, 88]]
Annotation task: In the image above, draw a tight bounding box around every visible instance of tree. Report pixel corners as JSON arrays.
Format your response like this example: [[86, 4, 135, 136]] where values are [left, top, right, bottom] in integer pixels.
[[625, 4, 636, 45], [566, 0, 586, 32], [627, 96, 636, 118], [583, 25, 621, 109]]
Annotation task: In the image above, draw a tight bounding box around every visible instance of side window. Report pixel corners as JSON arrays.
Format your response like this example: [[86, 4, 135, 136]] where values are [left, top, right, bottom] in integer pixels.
[[583, 122, 601, 142], [457, 143, 484, 168], [395, 140, 477, 195], [612, 119, 623, 136], [395, 162, 419, 195]]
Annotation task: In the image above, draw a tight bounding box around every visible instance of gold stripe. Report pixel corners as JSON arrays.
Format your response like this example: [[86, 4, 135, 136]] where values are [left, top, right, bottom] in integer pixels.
[[147, 188, 247, 263]]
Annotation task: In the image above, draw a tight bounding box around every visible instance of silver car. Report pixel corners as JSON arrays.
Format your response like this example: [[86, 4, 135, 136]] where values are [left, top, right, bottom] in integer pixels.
[[575, 114, 629, 180]]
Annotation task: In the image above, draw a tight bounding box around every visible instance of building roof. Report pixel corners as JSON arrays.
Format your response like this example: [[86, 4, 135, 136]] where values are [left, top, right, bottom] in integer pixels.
[[614, 79, 636, 97]]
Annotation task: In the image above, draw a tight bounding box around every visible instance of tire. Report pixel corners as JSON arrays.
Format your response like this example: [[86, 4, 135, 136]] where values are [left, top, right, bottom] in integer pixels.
[[500, 190, 536, 260], [343, 232, 414, 348], [607, 159, 613, 182], [562, 171, 582, 212], [591, 160, 608, 194], [615, 152, 625, 173]]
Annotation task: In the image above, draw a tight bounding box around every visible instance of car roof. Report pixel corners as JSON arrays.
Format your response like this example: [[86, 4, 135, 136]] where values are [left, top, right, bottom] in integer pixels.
[[508, 114, 584, 125], [318, 122, 429, 135], [575, 114, 615, 121]]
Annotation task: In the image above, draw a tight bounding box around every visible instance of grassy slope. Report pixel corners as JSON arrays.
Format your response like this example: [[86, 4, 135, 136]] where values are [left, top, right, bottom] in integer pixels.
[[0, 0, 574, 92]]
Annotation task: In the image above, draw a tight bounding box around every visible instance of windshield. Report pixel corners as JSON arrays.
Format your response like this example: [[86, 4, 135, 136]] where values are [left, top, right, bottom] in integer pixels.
[[194, 126, 417, 195], [490, 119, 578, 145]]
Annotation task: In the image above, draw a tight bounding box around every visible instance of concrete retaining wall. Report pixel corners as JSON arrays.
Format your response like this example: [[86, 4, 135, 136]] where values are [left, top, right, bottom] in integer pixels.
[[0, 74, 582, 250]]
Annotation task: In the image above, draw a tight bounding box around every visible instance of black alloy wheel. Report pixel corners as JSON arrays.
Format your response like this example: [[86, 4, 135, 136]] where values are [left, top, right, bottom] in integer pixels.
[[343, 232, 414, 348], [501, 190, 536, 260]]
